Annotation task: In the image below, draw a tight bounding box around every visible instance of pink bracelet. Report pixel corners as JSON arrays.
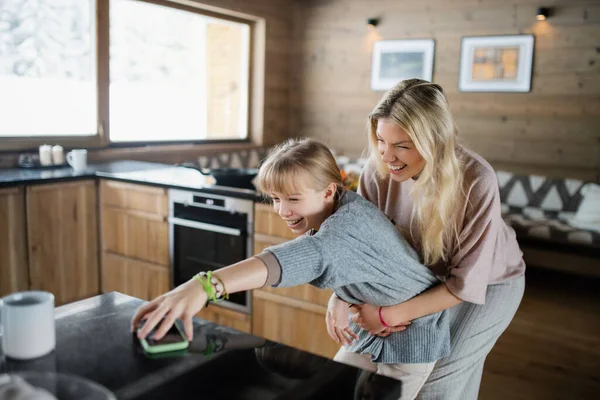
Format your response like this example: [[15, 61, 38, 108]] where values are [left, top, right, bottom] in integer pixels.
[[378, 306, 390, 328]]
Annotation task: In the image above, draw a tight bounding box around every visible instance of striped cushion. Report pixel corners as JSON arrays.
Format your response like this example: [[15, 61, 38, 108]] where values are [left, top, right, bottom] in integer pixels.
[[502, 206, 600, 249]]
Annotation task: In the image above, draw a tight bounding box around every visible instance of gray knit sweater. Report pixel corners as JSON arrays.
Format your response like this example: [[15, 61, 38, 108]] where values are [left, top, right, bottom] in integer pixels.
[[259, 190, 450, 364]]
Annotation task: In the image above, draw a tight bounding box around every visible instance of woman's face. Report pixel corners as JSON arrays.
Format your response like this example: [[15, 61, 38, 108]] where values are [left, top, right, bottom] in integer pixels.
[[376, 118, 426, 182], [270, 174, 336, 235]]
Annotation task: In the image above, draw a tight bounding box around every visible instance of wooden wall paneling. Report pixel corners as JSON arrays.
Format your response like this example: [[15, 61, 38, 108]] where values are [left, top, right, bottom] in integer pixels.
[[292, 0, 600, 181], [0, 187, 29, 297]]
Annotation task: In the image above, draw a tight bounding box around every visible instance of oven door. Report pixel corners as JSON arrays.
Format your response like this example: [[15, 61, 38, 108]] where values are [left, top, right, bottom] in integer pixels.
[[169, 202, 252, 314]]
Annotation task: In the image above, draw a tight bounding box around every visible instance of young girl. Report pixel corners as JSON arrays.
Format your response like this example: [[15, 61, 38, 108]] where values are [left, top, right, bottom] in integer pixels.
[[132, 138, 450, 399]]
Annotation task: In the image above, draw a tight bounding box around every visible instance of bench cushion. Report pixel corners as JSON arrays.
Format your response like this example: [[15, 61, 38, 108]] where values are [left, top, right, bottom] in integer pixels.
[[502, 205, 600, 249]]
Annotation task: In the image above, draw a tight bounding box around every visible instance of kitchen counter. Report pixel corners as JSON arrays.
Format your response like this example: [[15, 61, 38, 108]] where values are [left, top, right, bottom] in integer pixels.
[[0, 293, 401, 400], [97, 166, 262, 201], [0, 160, 168, 188], [0, 160, 263, 201]]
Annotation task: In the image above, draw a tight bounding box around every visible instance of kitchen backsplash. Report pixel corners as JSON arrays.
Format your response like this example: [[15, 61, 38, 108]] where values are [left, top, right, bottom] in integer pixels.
[[196, 147, 269, 169], [1, 144, 365, 173]]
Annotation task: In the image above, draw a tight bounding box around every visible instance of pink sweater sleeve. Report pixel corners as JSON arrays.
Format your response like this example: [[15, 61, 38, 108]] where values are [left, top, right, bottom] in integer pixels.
[[445, 171, 501, 304], [358, 159, 381, 205]]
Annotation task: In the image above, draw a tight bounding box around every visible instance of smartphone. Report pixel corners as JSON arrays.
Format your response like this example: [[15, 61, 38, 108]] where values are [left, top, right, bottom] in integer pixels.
[[137, 320, 189, 354]]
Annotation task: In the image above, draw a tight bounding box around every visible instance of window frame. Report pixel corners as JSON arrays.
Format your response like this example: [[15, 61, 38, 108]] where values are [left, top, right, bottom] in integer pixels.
[[0, 0, 261, 151]]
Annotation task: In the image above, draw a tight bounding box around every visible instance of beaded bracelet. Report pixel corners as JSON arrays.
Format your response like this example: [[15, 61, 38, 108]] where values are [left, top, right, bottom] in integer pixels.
[[194, 271, 229, 304]]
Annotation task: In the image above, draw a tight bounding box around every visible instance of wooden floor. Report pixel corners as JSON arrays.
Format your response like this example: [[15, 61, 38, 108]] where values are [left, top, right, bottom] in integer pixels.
[[480, 267, 600, 400]]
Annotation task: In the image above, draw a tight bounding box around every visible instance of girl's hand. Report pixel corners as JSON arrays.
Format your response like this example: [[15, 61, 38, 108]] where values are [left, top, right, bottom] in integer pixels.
[[131, 278, 208, 341], [325, 294, 359, 345], [351, 303, 411, 336]]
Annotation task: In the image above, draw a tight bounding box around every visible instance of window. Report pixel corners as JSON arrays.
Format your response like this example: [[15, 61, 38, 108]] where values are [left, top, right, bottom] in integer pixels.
[[0, 0, 97, 137], [0, 0, 252, 148], [109, 0, 250, 143]]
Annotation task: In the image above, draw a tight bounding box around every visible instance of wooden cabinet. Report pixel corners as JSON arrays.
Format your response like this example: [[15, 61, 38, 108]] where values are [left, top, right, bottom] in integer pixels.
[[101, 207, 169, 266], [0, 187, 29, 297], [196, 306, 251, 334], [254, 203, 296, 240], [253, 293, 339, 358], [26, 181, 99, 305], [103, 252, 169, 301], [101, 179, 167, 215], [252, 203, 338, 359], [99, 180, 170, 301]]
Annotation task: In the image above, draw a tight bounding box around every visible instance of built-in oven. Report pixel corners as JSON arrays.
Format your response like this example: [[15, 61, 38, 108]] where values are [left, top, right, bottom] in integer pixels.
[[168, 189, 254, 314]]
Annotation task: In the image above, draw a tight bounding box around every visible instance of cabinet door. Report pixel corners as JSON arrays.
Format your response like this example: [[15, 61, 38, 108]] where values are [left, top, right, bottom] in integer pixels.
[[252, 292, 339, 359], [102, 252, 169, 301], [100, 180, 167, 216], [101, 207, 169, 266], [0, 187, 28, 297], [196, 306, 251, 334], [26, 181, 99, 305], [254, 203, 297, 239]]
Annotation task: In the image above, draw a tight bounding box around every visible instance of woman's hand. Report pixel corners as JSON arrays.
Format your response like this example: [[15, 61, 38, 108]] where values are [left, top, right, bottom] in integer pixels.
[[325, 294, 359, 345], [131, 278, 208, 341], [351, 303, 411, 336]]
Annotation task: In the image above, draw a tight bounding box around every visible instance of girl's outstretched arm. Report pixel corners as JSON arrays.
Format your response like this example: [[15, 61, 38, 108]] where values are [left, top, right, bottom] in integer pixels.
[[132, 257, 268, 341]]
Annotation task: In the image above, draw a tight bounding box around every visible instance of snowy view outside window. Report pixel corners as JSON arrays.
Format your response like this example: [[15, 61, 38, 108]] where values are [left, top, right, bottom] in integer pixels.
[[0, 0, 250, 142], [0, 0, 97, 137], [109, 0, 249, 142]]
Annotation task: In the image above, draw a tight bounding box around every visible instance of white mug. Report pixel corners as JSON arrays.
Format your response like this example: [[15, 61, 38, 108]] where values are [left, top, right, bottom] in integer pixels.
[[0, 291, 56, 360], [39, 145, 53, 166], [52, 145, 65, 165], [66, 149, 88, 172]]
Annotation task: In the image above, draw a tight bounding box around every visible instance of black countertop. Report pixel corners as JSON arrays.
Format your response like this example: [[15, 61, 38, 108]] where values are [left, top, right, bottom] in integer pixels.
[[0, 161, 167, 187], [0, 160, 262, 201], [0, 293, 401, 400]]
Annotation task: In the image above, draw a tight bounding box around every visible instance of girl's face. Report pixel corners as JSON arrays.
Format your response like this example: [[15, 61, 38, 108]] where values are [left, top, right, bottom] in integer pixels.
[[270, 174, 336, 235], [376, 118, 426, 182]]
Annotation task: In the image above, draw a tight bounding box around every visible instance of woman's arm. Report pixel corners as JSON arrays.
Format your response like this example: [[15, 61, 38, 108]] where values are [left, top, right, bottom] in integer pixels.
[[383, 283, 462, 326], [132, 257, 268, 341], [352, 283, 462, 334]]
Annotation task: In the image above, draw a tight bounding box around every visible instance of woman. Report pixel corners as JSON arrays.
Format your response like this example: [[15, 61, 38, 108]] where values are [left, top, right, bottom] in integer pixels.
[[326, 78, 526, 400], [132, 138, 450, 399]]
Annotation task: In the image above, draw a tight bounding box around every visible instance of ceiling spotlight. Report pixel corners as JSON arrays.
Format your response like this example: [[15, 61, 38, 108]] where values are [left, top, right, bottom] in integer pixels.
[[367, 18, 380, 28], [536, 7, 550, 21]]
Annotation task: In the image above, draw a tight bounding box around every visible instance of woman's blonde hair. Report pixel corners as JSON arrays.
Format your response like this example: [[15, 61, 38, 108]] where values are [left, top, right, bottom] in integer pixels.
[[257, 138, 344, 196], [368, 79, 464, 265]]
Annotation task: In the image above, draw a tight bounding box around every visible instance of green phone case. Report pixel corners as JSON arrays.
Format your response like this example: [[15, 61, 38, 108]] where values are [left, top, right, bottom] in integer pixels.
[[138, 322, 189, 354]]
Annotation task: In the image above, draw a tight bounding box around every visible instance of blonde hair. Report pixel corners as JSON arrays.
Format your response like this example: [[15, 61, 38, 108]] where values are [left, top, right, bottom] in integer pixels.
[[368, 79, 464, 265], [257, 138, 344, 195]]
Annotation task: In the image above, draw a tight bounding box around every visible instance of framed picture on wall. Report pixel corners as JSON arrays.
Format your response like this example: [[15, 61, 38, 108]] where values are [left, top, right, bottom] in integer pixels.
[[459, 35, 534, 92], [370, 39, 435, 91]]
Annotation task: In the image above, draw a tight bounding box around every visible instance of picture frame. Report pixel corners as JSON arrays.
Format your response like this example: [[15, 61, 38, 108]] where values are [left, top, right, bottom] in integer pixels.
[[459, 35, 534, 92], [370, 39, 435, 91]]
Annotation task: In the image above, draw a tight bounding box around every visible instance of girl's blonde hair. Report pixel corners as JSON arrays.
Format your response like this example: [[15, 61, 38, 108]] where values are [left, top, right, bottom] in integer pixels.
[[257, 138, 344, 195], [368, 79, 464, 265]]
